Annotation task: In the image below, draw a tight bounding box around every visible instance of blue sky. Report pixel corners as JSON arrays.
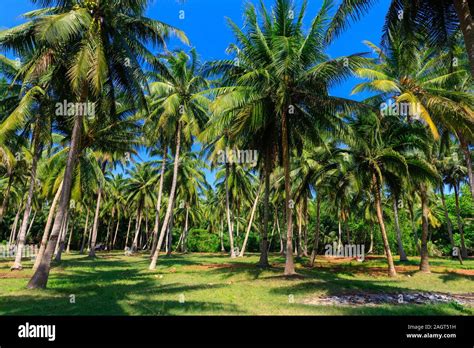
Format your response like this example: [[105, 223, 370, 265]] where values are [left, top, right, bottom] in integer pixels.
[[0, 0, 392, 183]]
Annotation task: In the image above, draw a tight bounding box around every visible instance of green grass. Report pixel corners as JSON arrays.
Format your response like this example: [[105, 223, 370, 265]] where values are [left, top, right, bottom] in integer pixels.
[[0, 252, 472, 316]]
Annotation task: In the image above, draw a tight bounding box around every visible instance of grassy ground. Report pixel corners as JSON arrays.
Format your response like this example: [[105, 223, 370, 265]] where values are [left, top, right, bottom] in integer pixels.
[[0, 252, 473, 315]]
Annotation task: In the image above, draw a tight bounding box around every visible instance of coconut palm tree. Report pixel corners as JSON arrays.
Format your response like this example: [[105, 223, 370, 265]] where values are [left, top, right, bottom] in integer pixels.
[[209, 0, 368, 275], [329, 0, 474, 77], [149, 49, 210, 270]]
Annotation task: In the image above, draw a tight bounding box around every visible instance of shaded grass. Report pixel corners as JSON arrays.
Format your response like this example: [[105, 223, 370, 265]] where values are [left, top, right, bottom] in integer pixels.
[[0, 252, 472, 316]]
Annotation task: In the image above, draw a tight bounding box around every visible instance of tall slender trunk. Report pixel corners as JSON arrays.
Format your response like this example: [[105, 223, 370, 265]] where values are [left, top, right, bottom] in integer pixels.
[[125, 216, 132, 249], [166, 200, 175, 256], [150, 147, 167, 257], [282, 108, 295, 275], [224, 163, 236, 258], [9, 206, 22, 245], [112, 214, 120, 250], [258, 158, 271, 266], [220, 219, 225, 252], [0, 174, 13, 222], [54, 209, 69, 262], [26, 211, 36, 238], [407, 200, 420, 253], [297, 204, 303, 258], [89, 189, 103, 257], [373, 174, 397, 277], [302, 196, 308, 257], [454, 0, 474, 77], [392, 196, 408, 261], [149, 123, 181, 270], [132, 206, 143, 253], [276, 207, 283, 254], [33, 183, 62, 271], [367, 219, 374, 254], [80, 207, 90, 254], [309, 194, 321, 267], [419, 185, 430, 273], [66, 214, 74, 253], [181, 206, 189, 253], [240, 185, 262, 257], [27, 110, 83, 289], [89, 161, 107, 257], [454, 183, 468, 258], [12, 120, 41, 271], [439, 187, 455, 250]]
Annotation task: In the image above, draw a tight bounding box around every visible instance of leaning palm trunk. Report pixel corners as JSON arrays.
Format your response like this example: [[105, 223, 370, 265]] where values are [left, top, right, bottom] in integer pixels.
[[225, 163, 236, 258], [9, 206, 22, 245], [112, 214, 121, 250], [149, 124, 182, 270], [240, 185, 262, 257], [392, 196, 408, 261], [27, 112, 83, 289], [131, 207, 143, 253], [181, 206, 189, 253], [11, 122, 41, 271], [79, 208, 90, 254], [367, 219, 374, 254], [453, 0, 474, 77], [66, 217, 74, 253], [282, 109, 295, 275], [125, 216, 132, 249], [373, 174, 397, 277], [419, 185, 430, 273], [454, 184, 468, 258], [309, 195, 321, 267], [150, 147, 167, 257], [88, 187, 103, 258], [33, 183, 61, 271], [54, 212, 69, 262]]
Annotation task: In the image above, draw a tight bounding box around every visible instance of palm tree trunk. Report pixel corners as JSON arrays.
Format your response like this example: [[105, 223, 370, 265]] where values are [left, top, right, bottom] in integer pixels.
[[182, 206, 189, 253], [89, 187, 103, 257], [149, 123, 182, 270], [453, 0, 474, 77], [373, 174, 397, 277], [80, 207, 90, 254], [89, 161, 107, 257], [11, 121, 41, 271], [150, 146, 167, 257], [9, 206, 21, 245], [112, 214, 121, 250], [166, 200, 175, 256], [132, 206, 143, 253], [220, 219, 225, 252], [225, 163, 236, 258], [367, 219, 374, 254], [54, 210, 69, 262], [297, 204, 303, 258], [454, 183, 468, 258], [392, 196, 408, 261], [240, 185, 262, 257], [26, 211, 36, 238], [309, 195, 321, 267], [66, 215, 74, 253], [27, 110, 83, 289], [258, 158, 271, 267], [125, 216, 132, 249], [282, 109, 295, 276], [0, 174, 13, 222], [439, 187, 455, 249], [419, 184, 430, 272]]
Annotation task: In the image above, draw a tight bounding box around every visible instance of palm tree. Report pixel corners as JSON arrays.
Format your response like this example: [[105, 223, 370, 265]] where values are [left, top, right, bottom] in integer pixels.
[[12, 0, 186, 289], [149, 50, 210, 270], [329, 0, 474, 77], [209, 0, 368, 275]]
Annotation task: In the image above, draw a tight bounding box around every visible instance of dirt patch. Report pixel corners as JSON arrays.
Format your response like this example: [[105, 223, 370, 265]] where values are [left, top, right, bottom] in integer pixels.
[[183, 263, 252, 271], [302, 292, 474, 307], [0, 272, 32, 279]]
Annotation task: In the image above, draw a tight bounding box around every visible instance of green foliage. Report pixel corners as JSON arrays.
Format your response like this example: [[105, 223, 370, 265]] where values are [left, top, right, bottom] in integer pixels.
[[186, 229, 221, 253]]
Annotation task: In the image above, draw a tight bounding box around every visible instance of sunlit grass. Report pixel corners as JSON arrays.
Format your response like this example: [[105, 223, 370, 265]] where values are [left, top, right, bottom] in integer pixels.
[[0, 252, 472, 316]]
